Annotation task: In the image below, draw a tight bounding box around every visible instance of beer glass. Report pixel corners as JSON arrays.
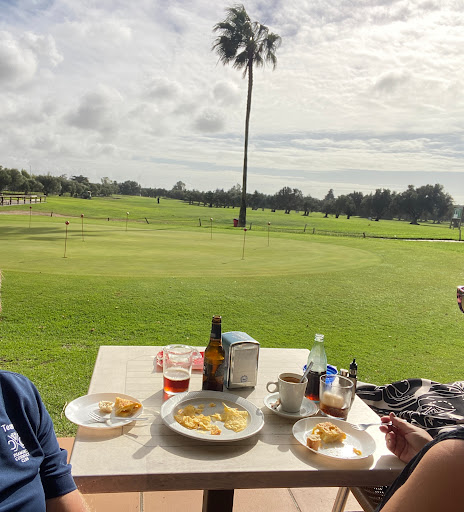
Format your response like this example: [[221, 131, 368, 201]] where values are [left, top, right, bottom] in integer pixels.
[[163, 345, 199, 395]]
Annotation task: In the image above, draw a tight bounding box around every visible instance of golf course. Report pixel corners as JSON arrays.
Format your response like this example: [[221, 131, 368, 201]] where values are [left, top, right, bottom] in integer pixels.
[[1, 195, 463, 436]]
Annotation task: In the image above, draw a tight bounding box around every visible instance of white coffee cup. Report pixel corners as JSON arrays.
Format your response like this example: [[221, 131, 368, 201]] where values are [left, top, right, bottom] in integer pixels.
[[266, 372, 307, 413]]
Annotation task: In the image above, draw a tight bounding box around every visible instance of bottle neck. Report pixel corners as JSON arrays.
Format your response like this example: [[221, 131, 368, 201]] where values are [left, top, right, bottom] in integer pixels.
[[210, 323, 221, 343]]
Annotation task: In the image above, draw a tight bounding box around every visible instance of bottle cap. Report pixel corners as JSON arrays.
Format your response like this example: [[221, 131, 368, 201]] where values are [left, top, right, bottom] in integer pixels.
[[339, 369, 349, 377]]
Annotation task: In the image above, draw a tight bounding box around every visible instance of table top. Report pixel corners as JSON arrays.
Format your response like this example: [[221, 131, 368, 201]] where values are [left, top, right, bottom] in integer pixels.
[[70, 346, 404, 493]]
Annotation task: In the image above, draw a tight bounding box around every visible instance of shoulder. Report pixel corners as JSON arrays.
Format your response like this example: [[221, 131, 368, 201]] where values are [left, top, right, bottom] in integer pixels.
[[427, 436, 464, 461], [380, 434, 464, 511], [0, 370, 37, 393], [0, 371, 41, 408], [411, 436, 464, 490]]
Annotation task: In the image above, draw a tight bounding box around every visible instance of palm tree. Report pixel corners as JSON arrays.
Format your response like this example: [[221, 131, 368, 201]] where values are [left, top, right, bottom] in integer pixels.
[[213, 4, 281, 227]]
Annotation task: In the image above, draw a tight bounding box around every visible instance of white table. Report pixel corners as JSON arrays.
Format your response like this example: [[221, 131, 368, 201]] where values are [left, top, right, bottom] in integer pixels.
[[70, 346, 404, 511]]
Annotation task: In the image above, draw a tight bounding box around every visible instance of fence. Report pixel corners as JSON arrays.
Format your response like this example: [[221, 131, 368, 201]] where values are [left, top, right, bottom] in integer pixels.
[[0, 195, 47, 206]]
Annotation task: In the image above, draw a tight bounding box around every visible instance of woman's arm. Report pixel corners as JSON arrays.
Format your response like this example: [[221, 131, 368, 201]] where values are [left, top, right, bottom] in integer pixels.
[[380, 438, 464, 512], [46, 489, 90, 512]]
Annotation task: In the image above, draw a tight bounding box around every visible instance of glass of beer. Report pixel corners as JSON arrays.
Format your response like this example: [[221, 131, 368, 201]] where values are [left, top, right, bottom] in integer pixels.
[[319, 374, 353, 420], [163, 345, 199, 395]]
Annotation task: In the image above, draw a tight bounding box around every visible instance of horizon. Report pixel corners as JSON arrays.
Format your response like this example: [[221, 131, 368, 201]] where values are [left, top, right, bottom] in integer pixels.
[[1, 1, 464, 202]]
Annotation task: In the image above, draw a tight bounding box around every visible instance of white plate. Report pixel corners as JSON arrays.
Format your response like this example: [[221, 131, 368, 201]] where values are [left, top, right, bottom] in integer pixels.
[[65, 393, 143, 429], [292, 416, 376, 459], [161, 390, 264, 442], [264, 392, 318, 419]]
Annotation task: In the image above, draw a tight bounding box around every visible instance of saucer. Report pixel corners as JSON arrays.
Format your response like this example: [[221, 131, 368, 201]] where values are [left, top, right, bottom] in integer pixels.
[[264, 392, 318, 419]]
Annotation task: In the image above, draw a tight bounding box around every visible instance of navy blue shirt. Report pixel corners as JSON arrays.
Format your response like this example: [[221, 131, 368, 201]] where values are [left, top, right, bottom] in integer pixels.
[[0, 371, 77, 511]]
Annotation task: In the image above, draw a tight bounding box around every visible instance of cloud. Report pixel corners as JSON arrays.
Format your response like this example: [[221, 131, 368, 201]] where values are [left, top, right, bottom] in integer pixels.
[[0, 30, 62, 87], [66, 85, 123, 134], [193, 109, 226, 132], [144, 77, 181, 102], [212, 81, 241, 106]]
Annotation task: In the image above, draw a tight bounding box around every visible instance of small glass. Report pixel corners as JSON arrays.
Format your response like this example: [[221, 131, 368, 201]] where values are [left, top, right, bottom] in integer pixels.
[[163, 345, 199, 396], [319, 374, 353, 420]]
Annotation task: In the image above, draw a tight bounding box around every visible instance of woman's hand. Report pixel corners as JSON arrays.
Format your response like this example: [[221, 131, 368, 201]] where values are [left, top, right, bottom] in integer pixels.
[[379, 412, 433, 464]]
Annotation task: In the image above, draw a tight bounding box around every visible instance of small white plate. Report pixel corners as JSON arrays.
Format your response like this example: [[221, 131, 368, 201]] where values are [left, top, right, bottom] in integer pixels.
[[161, 390, 264, 442], [65, 392, 143, 429], [293, 416, 376, 459], [264, 393, 318, 419]]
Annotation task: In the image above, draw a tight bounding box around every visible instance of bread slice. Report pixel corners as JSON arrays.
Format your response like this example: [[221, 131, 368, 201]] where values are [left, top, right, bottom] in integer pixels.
[[306, 433, 322, 451], [114, 397, 142, 417]]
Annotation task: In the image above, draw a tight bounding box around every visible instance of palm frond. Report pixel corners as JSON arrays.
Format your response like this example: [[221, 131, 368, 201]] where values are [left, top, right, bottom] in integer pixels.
[[212, 5, 281, 72]]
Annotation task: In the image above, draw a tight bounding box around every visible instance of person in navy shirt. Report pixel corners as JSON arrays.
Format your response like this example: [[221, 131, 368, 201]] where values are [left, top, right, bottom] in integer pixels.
[[0, 370, 88, 511]]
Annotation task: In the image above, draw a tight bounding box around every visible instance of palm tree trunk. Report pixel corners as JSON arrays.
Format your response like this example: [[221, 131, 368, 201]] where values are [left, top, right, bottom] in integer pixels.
[[239, 60, 253, 227]]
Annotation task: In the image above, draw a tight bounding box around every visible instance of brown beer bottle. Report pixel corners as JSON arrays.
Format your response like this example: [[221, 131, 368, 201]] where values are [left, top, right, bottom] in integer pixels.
[[202, 315, 225, 391]]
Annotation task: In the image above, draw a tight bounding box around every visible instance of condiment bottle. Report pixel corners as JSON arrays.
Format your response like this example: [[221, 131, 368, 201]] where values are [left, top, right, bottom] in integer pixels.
[[305, 333, 327, 401], [202, 315, 226, 391], [349, 358, 357, 403]]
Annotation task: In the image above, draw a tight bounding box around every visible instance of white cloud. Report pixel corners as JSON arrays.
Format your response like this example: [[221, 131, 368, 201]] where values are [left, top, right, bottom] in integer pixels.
[[66, 85, 123, 134], [0, 30, 62, 87]]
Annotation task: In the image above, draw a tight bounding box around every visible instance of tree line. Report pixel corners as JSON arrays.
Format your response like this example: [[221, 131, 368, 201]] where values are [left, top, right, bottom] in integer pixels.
[[0, 166, 455, 224]]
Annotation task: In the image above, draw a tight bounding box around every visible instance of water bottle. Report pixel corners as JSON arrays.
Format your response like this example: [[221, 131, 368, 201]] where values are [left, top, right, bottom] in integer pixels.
[[305, 333, 327, 401]]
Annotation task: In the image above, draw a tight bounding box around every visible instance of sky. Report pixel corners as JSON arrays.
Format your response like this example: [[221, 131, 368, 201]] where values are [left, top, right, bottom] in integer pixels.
[[1, 0, 464, 202]]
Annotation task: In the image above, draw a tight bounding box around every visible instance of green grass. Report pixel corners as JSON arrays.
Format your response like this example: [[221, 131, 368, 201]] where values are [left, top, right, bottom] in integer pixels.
[[6, 194, 462, 239], [1, 197, 463, 436]]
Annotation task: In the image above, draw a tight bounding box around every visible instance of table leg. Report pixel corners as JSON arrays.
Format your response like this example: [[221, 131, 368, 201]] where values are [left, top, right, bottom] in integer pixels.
[[331, 487, 349, 512], [202, 489, 234, 512]]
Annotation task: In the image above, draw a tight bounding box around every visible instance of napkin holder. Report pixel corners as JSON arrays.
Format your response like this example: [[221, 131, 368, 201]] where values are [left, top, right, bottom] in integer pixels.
[[222, 331, 260, 389]]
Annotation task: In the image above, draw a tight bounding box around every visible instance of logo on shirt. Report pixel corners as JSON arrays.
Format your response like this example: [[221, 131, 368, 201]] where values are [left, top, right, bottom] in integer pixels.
[[2, 424, 30, 463]]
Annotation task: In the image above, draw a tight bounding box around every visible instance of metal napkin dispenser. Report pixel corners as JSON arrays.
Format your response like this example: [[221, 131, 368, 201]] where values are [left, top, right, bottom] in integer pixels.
[[222, 331, 260, 389]]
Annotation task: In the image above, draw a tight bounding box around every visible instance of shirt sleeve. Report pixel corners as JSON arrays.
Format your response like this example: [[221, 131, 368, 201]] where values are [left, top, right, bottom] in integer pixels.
[[28, 379, 78, 500]]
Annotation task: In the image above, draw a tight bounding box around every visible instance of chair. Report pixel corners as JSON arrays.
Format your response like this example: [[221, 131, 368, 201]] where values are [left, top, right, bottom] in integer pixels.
[[332, 486, 387, 512]]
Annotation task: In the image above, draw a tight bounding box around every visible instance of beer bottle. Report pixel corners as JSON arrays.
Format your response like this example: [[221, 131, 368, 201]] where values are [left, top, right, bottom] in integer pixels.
[[202, 315, 225, 391]]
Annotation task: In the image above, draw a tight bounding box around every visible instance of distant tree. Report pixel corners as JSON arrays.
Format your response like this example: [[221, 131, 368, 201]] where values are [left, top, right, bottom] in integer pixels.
[[204, 190, 214, 208], [274, 187, 303, 214], [371, 188, 392, 221], [213, 4, 281, 227], [249, 189, 266, 210], [171, 181, 186, 199], [35, 174, 61, 195], [360, 194, 373, 218], [7, 168, 25, 192], [71, 175, 91, 186], [335, 195, 356, 219], [302, 195, 319, 216], [321, 189, 336, 217], [100, 177, 118, 196], [430, 184, 453, 223], [0, 167, 12, 191], [348, 191, 363, 214], [119, 180, 141, 196], [227, 184, 241, 208], [400, 185, 423, 224]]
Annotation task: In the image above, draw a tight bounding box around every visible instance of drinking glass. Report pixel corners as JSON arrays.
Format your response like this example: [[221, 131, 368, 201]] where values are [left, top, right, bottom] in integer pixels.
[[163, 345, 199, 395], [319, 374, 353, 420]]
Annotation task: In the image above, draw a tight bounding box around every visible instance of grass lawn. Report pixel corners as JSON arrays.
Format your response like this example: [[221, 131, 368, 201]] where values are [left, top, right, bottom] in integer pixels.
[[1, 196, 463, 436]]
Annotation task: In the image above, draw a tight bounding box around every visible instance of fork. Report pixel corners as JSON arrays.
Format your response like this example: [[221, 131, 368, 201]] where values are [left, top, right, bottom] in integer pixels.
[[88, 411, 148, 423], [352, 421, 392, 431]]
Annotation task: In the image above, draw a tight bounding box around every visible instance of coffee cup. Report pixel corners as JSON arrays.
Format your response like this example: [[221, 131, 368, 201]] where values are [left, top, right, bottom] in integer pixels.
[[266, 372, 307, 413]]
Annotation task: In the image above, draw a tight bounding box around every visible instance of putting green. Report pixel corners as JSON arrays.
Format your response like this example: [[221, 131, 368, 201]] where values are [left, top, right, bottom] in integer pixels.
[[0, 219, 380, 277]]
